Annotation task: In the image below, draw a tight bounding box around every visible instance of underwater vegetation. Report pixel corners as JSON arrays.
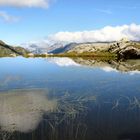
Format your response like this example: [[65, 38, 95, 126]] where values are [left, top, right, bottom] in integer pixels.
[[0, 89, 97, 140], [1, 88, 140, 140]]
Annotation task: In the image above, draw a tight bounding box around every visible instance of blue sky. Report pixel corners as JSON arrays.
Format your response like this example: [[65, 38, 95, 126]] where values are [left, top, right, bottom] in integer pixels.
[[0, 0, 140, 45]]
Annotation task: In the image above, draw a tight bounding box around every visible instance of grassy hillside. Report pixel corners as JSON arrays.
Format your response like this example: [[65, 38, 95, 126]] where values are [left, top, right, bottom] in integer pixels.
[[0, 41, 29, 57]]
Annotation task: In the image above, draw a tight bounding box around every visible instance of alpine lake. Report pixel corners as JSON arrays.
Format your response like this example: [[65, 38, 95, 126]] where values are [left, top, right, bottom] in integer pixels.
[[0, 57, 140, 140]]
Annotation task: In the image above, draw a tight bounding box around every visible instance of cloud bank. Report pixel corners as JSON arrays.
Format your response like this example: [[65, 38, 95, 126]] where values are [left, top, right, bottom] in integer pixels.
[[0, 0, 51, 8], [48, 24, 140, 43]]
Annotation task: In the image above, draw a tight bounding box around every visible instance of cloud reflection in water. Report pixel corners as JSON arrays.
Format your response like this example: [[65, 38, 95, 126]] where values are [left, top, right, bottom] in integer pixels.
[[48, 57, 80, 67], [0, 89, 57, 133]]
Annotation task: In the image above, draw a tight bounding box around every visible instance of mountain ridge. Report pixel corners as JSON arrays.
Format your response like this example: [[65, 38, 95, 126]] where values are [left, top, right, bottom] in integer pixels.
[[1, 38, 140, 59]]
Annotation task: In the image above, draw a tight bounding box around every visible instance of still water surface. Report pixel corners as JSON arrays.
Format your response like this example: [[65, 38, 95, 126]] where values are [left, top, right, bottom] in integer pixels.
[[0, 57, 140, 140]]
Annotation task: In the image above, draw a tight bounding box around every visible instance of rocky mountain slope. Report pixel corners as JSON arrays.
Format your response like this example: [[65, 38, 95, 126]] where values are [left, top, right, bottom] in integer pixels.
[[50, 43, 78, 54], [50, 38, 140, 59], [0, 41, 29, 57]]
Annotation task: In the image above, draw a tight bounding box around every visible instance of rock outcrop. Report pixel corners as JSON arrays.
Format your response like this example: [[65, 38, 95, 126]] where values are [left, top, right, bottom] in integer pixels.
[[67, 43, 111, 53], [109, 38, 140, 59]]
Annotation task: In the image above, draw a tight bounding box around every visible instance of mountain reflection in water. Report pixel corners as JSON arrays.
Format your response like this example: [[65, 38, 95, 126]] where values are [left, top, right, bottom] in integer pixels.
[[0, 57, 140, 140], [48, 57, 140, 73]]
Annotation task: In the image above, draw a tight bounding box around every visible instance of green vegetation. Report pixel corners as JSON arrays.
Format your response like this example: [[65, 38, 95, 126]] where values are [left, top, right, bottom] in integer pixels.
[[50, 51, 117, 58], [0, 46, 14, 57], [13, 46, 29, 55], [23, 52, 117, 61], [0, 41, 29, 57], [24, 53, 48, 58]]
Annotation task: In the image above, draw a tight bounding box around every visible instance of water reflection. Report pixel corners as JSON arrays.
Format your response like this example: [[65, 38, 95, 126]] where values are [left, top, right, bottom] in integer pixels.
[[0, 57, 140, 140], [48, 57, 140, 74], [0, 75, 21, 87], [48, 57, 80, 67], [0, 89, 57, 133], [0, 89, 97, 140], [72, 57, 140, 73]]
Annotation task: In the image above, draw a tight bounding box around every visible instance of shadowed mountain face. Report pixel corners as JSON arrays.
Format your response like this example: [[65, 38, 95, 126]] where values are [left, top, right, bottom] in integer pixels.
[[50, 43, 78, 54], [0, 41, 29, 57]]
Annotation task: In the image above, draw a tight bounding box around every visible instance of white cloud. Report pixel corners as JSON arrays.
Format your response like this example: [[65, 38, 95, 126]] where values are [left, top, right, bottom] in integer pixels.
[[0, 11, 19, 22], [48, 24, 140, 43], [0, 0, 51, 8], [48, 57, 80, 67]]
